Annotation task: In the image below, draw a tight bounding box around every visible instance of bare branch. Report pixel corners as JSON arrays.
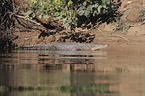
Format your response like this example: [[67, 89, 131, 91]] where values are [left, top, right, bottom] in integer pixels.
[[15, 15, 41, 25]]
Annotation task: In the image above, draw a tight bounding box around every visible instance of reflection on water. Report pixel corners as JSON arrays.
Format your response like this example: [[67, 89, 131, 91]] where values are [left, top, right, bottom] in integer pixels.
[[1, 45, 145, 96]]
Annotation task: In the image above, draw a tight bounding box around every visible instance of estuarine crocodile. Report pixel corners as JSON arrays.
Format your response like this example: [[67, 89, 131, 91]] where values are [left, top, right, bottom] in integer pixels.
[[21, 42, 108, 51]]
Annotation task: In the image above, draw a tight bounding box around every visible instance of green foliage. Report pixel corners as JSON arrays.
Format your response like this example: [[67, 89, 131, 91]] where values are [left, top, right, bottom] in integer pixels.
[[25, 0, 76, 30], [24, 0, 121, 30], [78, 0, 114, 17]]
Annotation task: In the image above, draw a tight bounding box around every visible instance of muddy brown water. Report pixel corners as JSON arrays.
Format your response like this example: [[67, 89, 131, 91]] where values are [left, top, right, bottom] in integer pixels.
[[0, 44, 145, 96]]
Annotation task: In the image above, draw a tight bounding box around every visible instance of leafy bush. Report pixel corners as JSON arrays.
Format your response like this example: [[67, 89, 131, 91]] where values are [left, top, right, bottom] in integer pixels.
[[25, 0, 121, 30], [78, 0, 117, 17]]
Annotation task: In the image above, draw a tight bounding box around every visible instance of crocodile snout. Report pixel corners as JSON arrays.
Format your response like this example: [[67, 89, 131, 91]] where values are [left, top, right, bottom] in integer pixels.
[[91, 44, 109, 50]]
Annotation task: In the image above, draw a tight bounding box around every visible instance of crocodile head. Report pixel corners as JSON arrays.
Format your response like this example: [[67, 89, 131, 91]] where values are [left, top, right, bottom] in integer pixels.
[[91, 43, 109, 50]]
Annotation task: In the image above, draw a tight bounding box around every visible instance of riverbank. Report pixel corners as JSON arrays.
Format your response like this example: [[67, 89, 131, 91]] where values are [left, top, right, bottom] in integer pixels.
[[11, 0, 145, 48]]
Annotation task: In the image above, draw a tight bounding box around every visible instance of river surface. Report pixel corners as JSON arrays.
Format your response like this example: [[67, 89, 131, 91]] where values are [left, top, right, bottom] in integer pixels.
[[0, 44, 145, 96]]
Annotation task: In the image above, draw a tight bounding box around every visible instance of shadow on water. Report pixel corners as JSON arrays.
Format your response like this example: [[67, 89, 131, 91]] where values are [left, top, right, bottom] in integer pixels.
[[1, 45, 145, 96]]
